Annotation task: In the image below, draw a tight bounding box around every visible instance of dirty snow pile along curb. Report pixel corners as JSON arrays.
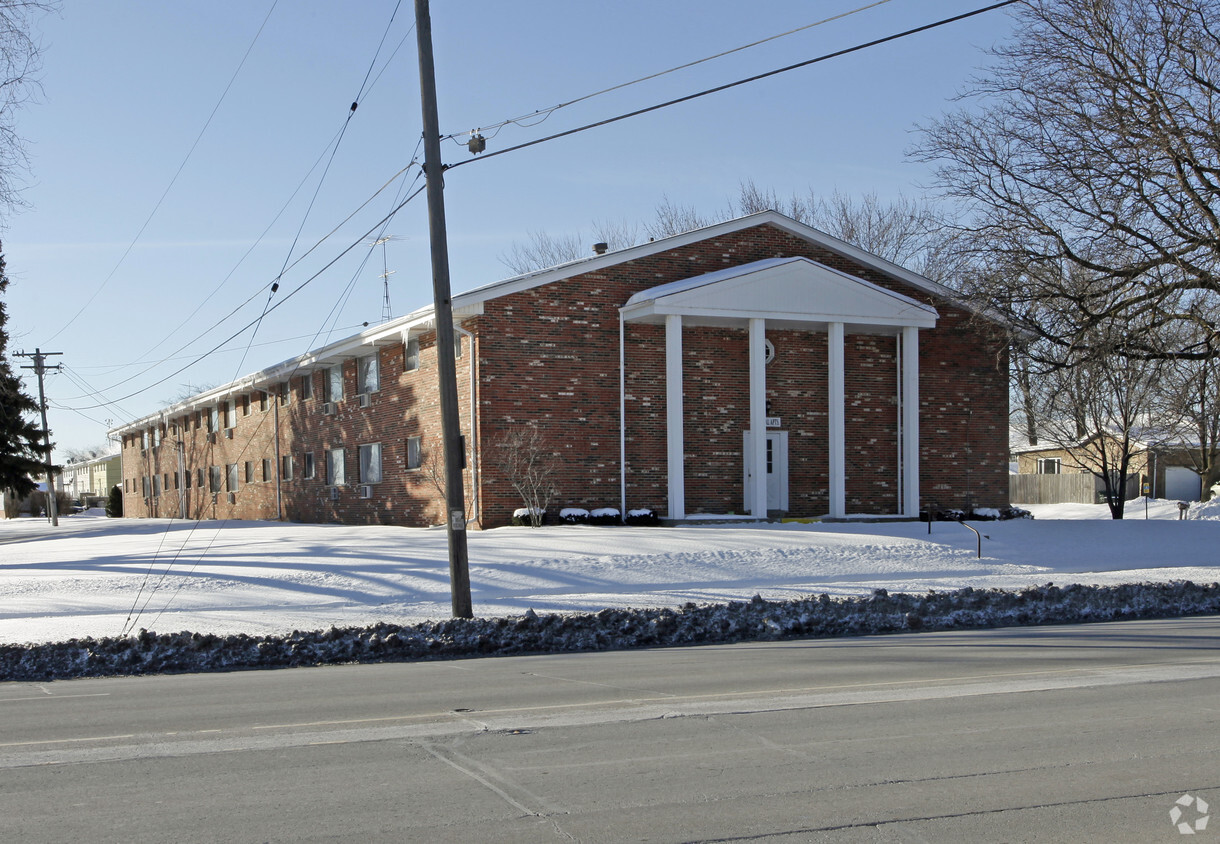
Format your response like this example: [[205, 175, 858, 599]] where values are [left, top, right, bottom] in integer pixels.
[[2, 581, 1219, 682]]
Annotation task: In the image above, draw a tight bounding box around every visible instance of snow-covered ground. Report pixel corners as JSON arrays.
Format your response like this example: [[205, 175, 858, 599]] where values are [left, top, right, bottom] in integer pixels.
[[2, 499, 1218, 646]]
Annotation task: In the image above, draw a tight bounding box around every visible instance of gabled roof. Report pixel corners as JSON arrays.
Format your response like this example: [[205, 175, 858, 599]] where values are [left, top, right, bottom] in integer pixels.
[[452, 209, 973, 314], [110, 211, 972, 436], [621, 256, 938, 332]]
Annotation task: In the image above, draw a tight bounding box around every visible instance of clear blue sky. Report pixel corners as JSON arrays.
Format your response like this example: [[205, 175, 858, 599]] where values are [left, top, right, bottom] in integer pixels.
[[3, 0, 1016, 461]]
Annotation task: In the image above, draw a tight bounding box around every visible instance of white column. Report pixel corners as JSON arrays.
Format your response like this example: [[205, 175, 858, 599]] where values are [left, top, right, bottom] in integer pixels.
[[828, 321, 845, 518], [665, 314, 685, 520], [902, 325, 920, 517], [748, 318, 768, 519]]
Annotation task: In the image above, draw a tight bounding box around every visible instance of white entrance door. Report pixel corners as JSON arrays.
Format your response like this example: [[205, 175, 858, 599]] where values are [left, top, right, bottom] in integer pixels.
[[743, 430, 789, 514]]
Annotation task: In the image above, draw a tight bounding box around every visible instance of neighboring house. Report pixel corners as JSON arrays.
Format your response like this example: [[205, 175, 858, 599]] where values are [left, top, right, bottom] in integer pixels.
[[1013, 437, 1206, 503], [88, 453, 123, 498], [110, 212, 1011, 528], [57, 454, 121, 502]]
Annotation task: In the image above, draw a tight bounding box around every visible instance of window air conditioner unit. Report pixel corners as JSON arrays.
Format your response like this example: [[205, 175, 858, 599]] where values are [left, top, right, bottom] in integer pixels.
[[359, 484, 373, 499], [224, 428, 234, 439], [357, 393, 370, 408], [329, 486, 341, 501], [227, 492, 237, 505], [321, 402, 335, 416]]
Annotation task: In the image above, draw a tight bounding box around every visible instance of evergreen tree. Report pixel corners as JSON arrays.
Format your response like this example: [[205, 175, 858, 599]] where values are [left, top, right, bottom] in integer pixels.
[[105, 484, 123, 518], [0, 249, 50, 499]]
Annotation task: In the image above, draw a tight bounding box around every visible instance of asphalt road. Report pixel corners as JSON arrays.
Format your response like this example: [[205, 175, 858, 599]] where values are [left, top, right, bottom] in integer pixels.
[[2, 616, 1219, 842]]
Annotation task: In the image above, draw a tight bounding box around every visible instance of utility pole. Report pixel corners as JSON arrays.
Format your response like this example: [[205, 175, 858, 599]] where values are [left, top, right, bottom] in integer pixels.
[[415, 0, 473, 618], [17, 348, 63, 526]]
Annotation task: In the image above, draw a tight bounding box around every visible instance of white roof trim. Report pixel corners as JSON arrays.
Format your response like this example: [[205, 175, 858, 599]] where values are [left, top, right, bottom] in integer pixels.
[[621, 257, 938, 330], [110, 211, 966, 437]]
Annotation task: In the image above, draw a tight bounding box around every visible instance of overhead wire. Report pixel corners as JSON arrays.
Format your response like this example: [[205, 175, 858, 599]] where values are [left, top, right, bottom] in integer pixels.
[[68, 325, 372, 374], [441, 0, 895, 143], [447, 1, 1022, 171], [54, 160, 420, 403], [106, 1, 419, 636], [81, 5, 418, 405], [47, 0, 280, 343], [62, 178, 427, 412]]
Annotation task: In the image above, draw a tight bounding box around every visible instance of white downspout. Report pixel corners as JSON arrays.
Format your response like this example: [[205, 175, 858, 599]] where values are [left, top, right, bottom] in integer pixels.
[[619, 310, 627, 520], [456, 324, 479, 525], [272, 390, 283, 521]]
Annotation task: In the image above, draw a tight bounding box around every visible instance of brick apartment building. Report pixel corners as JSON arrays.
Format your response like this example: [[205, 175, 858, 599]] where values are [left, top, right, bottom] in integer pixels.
[[112, 211, 1010, 528]]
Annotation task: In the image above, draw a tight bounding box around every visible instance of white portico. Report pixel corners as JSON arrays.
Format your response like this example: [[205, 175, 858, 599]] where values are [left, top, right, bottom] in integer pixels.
[[620, 257, 938, 520]]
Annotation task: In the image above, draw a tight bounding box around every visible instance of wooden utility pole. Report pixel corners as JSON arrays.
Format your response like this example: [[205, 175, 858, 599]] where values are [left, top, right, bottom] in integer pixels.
[[415, 0, 473, 618], [17, 348, 63, 526]]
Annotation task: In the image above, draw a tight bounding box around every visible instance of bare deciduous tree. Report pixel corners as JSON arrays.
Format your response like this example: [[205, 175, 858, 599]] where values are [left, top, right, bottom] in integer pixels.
[[914, 0, 1220, 361], [1035, 321, 1165, 518], [492, 422, 558, 527], [499, 219, 643, 276], [0, 1, 55, 222]]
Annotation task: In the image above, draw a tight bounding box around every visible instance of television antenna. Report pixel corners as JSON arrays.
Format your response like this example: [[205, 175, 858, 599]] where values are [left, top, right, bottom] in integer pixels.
[[368, 235, 405, 322]]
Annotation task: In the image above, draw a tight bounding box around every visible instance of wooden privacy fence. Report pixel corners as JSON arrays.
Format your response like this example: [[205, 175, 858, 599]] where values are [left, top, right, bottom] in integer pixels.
[[1009, 473, 1138, 505]]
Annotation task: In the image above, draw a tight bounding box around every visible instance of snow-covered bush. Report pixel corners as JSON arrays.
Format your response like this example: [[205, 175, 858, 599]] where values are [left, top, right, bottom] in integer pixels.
[[589, 507, 621, 526], [511, 507, 547, 527], [625, 507, 660, 526], [999, 506, 1033, 520], [560, 507, 590, 525]]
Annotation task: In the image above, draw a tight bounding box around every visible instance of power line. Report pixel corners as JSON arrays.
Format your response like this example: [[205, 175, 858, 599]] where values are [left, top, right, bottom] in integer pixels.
[[46, 1, 280, 343], [54, 162, 420, 403], [67, 325, 371, 374], [59, 180, 428, 411], [448, 1, 1021, 171], [441, 0, 896, 144]]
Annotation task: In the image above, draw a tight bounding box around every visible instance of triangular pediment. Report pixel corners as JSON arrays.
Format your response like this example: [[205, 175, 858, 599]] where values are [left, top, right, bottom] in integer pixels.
[[621, 257, 938, 332]]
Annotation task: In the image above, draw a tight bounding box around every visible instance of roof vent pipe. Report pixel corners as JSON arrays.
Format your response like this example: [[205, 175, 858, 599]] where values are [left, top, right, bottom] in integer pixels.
[[592, 242, 608, 255]]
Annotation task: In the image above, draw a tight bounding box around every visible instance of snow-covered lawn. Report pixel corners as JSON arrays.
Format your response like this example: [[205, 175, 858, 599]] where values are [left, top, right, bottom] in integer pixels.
[[1, 500, 1218, 646]]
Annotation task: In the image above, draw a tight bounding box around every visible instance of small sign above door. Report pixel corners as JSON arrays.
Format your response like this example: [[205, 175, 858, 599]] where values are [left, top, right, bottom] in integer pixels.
[[765, 417, 781, 428]]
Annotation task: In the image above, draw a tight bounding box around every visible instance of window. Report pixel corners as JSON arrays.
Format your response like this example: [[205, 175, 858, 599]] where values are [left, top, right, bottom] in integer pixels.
[[173, 471, 180, 490], [209, 466, 222, 493], [299, 373, 313, 400], [140, 431, 148, 451], [208, 407, 219, 434], [227, 463, 240, 492], [142, 476, 149, 498], [224, 402, 237, 430], [262, 458, 272, 482], [324, 365, 344, 403], [259, 390, 269, 412], [326, 448, 345, 486], [405, 337, 419, 371], [359, 443, 382, 484], [281, 454, 293, 481], [152, 475, 161, 497], [1037, 457, 1062, 475], [454, 332, 463, 358], [244, 461, 254, 483], [358, 354, 380, 394], [164, 472, 170, 491], [185, 470, 192, 490], [406, 436, 422, 470], [197, 468, 205, 489], [278, 381, 290, 407], [303, 452, 316, 480], [241, 395, 251, 417], [150, 426, 159, 448]]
